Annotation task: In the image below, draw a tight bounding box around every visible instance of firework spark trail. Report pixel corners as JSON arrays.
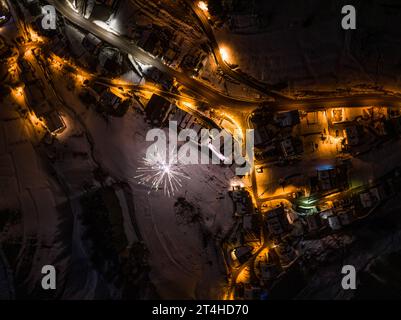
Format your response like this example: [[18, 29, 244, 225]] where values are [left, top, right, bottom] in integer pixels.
[[135, 146, 190, 197]]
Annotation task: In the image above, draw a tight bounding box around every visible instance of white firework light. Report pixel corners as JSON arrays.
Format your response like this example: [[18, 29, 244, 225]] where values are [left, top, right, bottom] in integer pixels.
[[135, 147, 190, 197]]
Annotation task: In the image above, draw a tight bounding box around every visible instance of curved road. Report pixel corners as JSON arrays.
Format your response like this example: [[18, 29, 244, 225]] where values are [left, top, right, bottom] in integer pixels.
[[47, 1, 401, 113], [183, 0, 292, 101], [47, 0, 265, 109], [273, 93, 401, 110], [184, 1, 401, 111]]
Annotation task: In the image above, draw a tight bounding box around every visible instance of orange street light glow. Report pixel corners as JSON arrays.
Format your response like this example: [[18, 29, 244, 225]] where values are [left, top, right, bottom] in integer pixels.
[[198, 1, 208, 12], [11, 86, 25, 103], [15, 87, 23, 96], [181, 101, 195, 109], [219, 47, 233, 64], [27, 26, 44, 43], [29, 113, 45, 127], [230, 178, 244, 189]]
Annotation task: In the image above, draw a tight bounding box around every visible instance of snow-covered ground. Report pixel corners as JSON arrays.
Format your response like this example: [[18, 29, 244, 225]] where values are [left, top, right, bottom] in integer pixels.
[[0, 90, 71, 298], [213, 0, 401, 95], [79, 105, 236, 299], [47, 66, 238, 298]]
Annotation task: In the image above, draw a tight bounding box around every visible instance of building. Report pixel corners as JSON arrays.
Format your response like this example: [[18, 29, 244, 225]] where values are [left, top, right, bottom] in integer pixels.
[[254, 126, 271, 147], [98, 49, 124, 74], [279, 137, 303, 158], [311, 164, 348, 193], [82, 33, 103, 54], [231, 186, 254, 217], [265, 205, 290, 237], [88, 82, 108, 99], [274, 110, 300, 127], [331, 108, 345, 123], [243, 213, 259, 232], [22, 68, 65, 134], [25, 83, 47, 110], [145, 67, 174, 90], [343, 125, 364, 146], [169, 106, 202, 133], [251, 114, 276, 147], [138, 30, 160, 56], [243, 285, 262, 300], [42, 110, 66, 134], [99, 89, 122, 110], [276, 243, 296, 266], [359, 187, 381, 208], [319, 207, 352, 230], [327, 214, 341, 231], [337, 209, 354, 226], [259, 257, 280, 281], [19, 59, 36, 84], [260, 261, 279, 281], [243, 214, 261, 242], [231, 246, 253, 264], [145, 94, 172, 127], [305, 213, 322, 232]]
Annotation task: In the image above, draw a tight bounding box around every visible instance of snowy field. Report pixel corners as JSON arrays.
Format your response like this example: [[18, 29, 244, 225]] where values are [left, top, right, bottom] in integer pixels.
[[51, 71, 238, 298]]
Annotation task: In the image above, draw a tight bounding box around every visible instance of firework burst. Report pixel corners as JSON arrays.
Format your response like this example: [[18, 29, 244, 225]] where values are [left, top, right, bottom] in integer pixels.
[[135, 147, 190, 197]]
